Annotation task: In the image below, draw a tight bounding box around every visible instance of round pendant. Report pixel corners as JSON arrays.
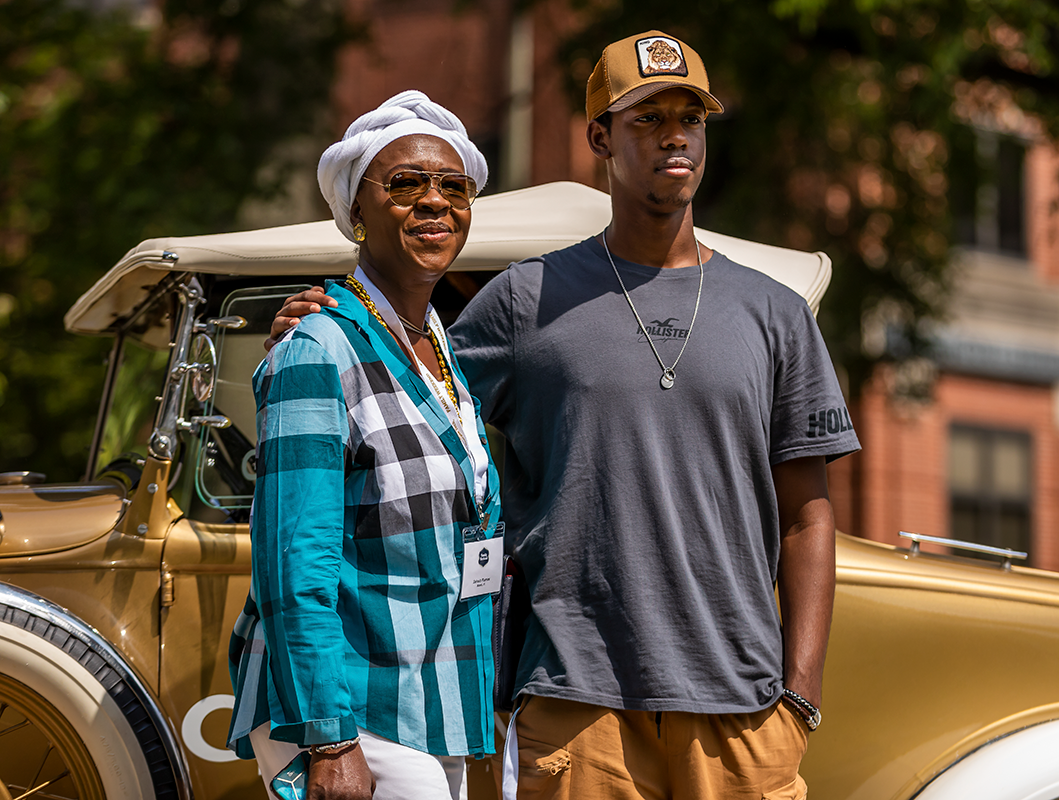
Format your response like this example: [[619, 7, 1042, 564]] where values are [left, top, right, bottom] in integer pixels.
[[660, 370, 675, 390]]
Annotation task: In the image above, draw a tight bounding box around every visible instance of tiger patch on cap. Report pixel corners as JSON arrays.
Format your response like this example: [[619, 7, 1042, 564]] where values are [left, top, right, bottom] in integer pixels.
[[636, 35, 688, 78]]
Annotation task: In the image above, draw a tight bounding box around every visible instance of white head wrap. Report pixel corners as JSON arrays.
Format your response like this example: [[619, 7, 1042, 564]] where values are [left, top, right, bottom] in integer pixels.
[[317, 90, 489, 243]]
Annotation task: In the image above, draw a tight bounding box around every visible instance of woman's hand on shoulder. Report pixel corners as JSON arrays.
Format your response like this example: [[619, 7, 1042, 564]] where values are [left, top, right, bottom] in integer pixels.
[[265, 286, 339, 352], [306, 743, 375, 800]]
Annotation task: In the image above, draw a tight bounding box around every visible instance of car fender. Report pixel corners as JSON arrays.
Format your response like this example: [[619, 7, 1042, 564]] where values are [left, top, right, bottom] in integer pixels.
[[904, 708, 1059, 800], [0, 581, 192, 800]]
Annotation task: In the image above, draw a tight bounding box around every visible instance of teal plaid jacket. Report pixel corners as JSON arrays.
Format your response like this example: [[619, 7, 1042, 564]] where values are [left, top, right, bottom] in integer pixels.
[[227, 282, 502, 759]]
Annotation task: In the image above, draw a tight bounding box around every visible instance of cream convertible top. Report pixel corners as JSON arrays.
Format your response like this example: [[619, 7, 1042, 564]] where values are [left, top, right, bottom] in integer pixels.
[[65, 181, 831, 336]]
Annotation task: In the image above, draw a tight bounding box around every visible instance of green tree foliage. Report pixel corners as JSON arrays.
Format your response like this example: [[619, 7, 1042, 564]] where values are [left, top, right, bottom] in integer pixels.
[[560, 0, 1059, 390], [0, 0, 353, 480]]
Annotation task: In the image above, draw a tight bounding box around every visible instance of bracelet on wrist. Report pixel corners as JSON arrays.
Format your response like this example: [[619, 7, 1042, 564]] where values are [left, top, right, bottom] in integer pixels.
[[782, 688, 822, 731], [308, 736, 360, 756]]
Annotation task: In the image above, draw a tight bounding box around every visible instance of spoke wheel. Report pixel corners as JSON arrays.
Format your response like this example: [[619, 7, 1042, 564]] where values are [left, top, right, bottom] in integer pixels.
[[0, 590, 182, 800], [0, 674, 104, 800]]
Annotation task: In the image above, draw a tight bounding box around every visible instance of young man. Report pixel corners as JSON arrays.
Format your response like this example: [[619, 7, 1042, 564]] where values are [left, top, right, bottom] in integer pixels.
[[271, 31, 859, 799]]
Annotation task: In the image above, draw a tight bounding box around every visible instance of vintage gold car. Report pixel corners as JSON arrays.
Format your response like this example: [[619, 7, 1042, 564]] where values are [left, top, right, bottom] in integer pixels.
[[1, 181, 1058, 800]]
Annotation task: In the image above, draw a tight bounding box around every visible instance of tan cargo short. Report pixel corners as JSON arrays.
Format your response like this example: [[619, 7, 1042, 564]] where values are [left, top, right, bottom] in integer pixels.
[[512, 695, 809, 800]]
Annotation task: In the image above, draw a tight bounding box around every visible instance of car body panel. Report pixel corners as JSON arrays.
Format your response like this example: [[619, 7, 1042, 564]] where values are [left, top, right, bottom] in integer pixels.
[[835, 531, 1059, 606], [160, 520, 257, 796], [0, 481, 126, 557], [802, 534, 1059, 800]]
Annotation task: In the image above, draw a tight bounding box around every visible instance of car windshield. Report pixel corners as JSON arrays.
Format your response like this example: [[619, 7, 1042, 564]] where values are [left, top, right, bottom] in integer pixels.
[[93, 283, 309, 524], [188, 285, 309, 517], [95, 336, 170, 478]]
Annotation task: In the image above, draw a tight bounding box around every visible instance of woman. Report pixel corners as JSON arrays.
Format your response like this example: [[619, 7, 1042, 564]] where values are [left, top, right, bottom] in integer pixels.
[[227, 90, 503, 800]]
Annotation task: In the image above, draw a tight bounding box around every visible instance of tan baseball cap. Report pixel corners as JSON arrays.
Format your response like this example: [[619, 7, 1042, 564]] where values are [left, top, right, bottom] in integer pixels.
[[586, 30, 724, 121]]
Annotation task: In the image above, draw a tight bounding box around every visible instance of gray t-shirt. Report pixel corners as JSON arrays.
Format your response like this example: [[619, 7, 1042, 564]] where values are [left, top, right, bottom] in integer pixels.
[[449, 237, 860, 714]]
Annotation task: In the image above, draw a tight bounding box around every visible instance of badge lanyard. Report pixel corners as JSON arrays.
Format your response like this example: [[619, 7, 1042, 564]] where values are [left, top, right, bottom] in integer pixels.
[[350, 269, 501, 597]]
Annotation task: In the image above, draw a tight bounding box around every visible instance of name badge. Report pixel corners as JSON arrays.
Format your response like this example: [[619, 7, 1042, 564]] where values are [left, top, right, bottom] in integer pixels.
[[460, 532, 504, 600]]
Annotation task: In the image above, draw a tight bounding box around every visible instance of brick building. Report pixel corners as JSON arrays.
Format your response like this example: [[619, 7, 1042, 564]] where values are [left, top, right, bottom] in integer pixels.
[[277, 1, 1059, 571], [829, 137, 1059, 571]]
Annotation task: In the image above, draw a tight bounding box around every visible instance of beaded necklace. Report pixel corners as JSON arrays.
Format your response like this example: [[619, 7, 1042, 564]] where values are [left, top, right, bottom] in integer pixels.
[[347, 272, 489, 518], [345, 275, 462, 422]]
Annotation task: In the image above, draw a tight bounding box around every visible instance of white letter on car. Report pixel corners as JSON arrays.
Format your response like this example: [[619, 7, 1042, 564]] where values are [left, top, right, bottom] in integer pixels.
[[181, 694, 239, 763]]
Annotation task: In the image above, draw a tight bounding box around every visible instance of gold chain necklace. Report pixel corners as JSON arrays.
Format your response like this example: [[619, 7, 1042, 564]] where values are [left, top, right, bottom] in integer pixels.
[[345, 275, 462, 419]]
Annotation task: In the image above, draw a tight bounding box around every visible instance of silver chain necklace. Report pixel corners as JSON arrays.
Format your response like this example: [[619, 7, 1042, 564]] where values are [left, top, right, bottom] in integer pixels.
[[602, 230, 704, 390]]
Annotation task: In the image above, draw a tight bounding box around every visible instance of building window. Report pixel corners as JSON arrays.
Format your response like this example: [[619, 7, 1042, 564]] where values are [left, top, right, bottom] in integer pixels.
[[948, 425, 1032, 560], [949, 128, 1027, 257]]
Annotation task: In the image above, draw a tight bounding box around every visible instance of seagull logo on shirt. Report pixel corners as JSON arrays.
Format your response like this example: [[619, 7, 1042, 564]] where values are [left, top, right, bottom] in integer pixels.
[[638, 317, 689, 342]]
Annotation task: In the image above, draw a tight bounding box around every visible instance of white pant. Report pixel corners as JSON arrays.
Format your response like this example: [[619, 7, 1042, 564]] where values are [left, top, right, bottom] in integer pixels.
[[249, 724, 467, 800]]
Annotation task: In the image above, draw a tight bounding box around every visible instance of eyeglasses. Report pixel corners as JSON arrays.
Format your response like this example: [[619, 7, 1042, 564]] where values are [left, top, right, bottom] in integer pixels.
[[362, 171, 478, 210]]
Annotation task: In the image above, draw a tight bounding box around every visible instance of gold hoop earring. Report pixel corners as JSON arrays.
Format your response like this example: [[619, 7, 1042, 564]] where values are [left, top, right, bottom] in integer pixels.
[[352, 222, 366, 242]]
